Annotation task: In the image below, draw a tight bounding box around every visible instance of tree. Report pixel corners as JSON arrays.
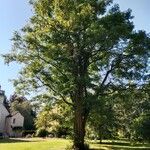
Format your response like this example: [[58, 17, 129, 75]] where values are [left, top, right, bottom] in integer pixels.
[[112, 83, 150, 140], [3, 0, 150, 149], [88, 96, 117, 143], [131, 113, 150, 142], [35, 101, 73, 137]]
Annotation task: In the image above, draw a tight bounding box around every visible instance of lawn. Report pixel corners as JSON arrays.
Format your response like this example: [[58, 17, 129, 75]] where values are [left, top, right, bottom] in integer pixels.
[[0, 138, 150, 150], [0, 138, 70, 150], [90, 139, 150, 150]]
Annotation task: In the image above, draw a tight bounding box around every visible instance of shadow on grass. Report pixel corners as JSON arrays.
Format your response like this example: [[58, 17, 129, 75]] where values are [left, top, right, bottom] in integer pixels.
[[90, 140, 150, 150], [0, 138, 38, 144]]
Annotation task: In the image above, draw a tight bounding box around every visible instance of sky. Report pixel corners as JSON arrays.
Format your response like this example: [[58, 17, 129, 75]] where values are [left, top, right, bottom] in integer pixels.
[[0, 0, 32, 98], [0, 0, 150, 98]]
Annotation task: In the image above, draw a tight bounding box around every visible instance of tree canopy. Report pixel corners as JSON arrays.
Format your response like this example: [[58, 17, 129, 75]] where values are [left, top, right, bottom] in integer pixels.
[[3, 0, 150, 149]]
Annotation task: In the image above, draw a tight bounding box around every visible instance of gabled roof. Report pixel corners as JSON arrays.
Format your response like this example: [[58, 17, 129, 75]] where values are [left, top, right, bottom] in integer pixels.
[[0, 90, 5, 95], [6, 111, 20, 118], [11, 111, 19, 116]]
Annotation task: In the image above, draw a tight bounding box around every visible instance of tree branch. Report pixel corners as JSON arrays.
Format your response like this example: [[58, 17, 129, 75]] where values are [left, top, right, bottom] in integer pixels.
[[35, 75, 74, 107]]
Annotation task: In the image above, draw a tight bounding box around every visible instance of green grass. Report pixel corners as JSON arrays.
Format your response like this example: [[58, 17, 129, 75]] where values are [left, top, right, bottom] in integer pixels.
[[0, 138, 150, 150], [0, 138, 71, 150], [90, 139, 150, 150]]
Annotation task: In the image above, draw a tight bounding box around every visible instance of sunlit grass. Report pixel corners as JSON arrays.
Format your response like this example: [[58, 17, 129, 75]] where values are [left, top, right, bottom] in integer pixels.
[[0, 138, 150, 150], [0, 138, 71, 150]]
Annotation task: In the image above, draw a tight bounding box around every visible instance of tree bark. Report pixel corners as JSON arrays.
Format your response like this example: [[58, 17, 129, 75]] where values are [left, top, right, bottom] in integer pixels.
[[71, 49, 89, 150], [72, 81, 88, 150], [73, 105, 87, 150]]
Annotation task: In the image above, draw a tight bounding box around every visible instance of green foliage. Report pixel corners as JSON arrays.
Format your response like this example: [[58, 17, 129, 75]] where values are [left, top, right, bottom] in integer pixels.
[[131, 113, 150, 142], [3, 0, 150, 99], [111, 83, 150, 140], [36, 129, 49, 137], [3, 0, 150, 149], [87, 96, 118, 141], [35, 101, 73, 138], [35, 109, 52, 131]]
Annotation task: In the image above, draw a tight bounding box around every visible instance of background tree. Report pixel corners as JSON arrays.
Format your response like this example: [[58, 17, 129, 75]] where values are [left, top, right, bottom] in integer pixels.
[[3, 0, 150, 149], [35, 100, 73, 138], [88, 96, 117, 143], [112, 83, 150, 140], [131, 113, 150, 142]]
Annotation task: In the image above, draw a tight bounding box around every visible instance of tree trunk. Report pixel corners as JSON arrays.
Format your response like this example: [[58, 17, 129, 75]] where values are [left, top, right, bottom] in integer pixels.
[[71, 51, 89, 150], [99, 126, 103, 144], [99, 131, 103, 144], [73, 106, 87, 150]]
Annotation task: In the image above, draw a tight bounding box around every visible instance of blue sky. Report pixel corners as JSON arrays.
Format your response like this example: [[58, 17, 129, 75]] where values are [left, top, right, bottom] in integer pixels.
[[0, 0, 150, 98], [0, 0, 32, 98]]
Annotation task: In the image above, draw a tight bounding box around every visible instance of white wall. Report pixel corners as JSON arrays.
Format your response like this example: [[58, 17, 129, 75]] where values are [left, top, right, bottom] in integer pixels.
[[0, 104, 9, 133], [10, 113, 24, 128]]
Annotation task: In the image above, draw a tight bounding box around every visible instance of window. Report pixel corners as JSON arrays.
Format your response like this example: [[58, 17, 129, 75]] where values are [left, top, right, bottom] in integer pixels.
[[13, 118, 16, 124]]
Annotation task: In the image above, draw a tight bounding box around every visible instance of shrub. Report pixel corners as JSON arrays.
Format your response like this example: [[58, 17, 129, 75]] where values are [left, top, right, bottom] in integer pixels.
[[36, 129, 49, 137]]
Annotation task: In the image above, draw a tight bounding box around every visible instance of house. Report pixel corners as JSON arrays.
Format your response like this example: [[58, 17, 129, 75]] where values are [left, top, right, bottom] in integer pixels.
[[0, 87, 24, 137]]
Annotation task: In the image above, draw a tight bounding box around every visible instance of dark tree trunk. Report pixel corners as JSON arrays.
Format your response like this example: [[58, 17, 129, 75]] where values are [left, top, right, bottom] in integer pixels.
[[73, 105, 87, 150], [71, 49, 89, 150], [72, 81, 88, 150], [99, 126, 103, 144], [99, 132, 103, 144]]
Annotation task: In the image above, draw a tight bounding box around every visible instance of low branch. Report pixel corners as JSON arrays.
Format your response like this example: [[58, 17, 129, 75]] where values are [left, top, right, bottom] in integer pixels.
[[35, 53, 69, 80], [36, 76, 74, 107]]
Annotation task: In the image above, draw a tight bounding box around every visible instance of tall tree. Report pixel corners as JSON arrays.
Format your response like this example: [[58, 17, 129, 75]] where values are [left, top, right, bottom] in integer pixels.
[[3, 0, 150, 149]]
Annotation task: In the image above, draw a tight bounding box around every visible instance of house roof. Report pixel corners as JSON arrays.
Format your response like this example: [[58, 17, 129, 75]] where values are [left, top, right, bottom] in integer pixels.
[[6, 111, 20, 117], [0, 90, 5, 95], [11, 111, 19, 116]]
